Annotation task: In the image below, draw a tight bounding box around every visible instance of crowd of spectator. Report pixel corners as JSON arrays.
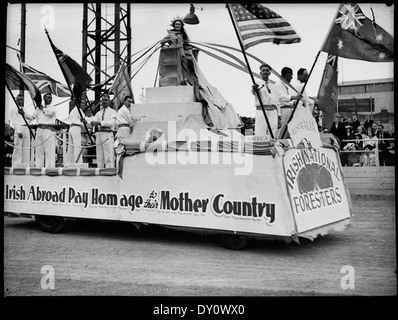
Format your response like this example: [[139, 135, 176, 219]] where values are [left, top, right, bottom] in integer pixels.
[[239, 112, 394, 167], [333, 114, 395, 167]]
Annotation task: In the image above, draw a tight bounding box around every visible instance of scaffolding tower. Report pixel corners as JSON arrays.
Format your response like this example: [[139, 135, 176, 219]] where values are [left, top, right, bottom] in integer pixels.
[[82, 3, 131, 111]]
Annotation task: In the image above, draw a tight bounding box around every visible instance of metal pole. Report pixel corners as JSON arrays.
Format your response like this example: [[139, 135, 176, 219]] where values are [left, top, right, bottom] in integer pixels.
[[95, 3, 102, 102], [19, 3, 26, 94], [126, 3, 131, 77], [82, 3, 88, 105], [114, 3, 120, 75]]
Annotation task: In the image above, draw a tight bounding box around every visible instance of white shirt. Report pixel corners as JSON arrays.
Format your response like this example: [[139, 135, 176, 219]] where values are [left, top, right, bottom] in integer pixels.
[[69, 106, 87, 126], [32, 104, 57, 125], [292, 79, 314, 112], [11, 107, 33, 134], [253, 80, 280, 115], [115, 105, 134, 127], [275, 79, 295, 108], [94, 106, 116, 130]]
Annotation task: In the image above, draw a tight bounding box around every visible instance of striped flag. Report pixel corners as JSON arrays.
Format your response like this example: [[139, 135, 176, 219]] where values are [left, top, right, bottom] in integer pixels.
[[20, 61, 71, 97], [109, 61, 134, 110], [5, 63, 42, 108], [229, 3, 301, 49]]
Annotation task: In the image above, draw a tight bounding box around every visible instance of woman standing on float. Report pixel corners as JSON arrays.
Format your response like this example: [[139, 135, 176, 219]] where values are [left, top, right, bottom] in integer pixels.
[[159, 16, 242, 130]]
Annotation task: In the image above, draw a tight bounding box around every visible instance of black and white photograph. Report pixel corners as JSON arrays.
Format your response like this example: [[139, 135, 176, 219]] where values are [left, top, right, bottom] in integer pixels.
[[3, 2, 395, 312]]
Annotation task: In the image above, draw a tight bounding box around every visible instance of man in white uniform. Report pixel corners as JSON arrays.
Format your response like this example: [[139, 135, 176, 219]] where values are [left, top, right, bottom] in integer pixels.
[[115, 95, 135, 142], [91, 94, 116, 168], [252, 64, 280, 138], [32, 93, 57, 168], [65, 100, 89, 164], [275, 67, 302, 138], [292, 68, 315, 113], [10, 94, 33, 166]]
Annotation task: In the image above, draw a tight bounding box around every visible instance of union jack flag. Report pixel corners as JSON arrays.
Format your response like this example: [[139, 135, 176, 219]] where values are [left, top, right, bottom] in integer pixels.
[[20, 61, 71, 97]]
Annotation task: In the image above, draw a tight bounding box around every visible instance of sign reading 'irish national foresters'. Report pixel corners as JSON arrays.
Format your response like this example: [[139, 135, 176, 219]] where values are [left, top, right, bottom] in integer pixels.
[[283, 147, 350, 233]]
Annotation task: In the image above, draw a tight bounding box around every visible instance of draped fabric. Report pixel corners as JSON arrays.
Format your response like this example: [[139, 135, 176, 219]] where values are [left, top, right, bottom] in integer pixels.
[[158, 31, 242, 130]]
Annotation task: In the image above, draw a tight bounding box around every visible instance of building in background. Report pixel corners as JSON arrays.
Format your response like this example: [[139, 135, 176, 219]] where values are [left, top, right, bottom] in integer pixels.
[[337, 78, 394, 133]]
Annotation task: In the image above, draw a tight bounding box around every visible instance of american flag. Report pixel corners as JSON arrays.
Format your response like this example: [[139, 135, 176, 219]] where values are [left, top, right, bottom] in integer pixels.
[[229, 3, 301, 49], [20, 61, 71, 97]]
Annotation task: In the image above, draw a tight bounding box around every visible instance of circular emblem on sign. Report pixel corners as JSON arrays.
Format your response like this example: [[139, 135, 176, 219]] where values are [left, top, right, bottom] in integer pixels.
[[297, 163, 333, 194]]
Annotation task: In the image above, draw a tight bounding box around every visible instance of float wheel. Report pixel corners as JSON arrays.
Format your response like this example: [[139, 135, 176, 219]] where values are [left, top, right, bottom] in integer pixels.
[[35, 215, 70, 233], [216, 234, 250, 250]]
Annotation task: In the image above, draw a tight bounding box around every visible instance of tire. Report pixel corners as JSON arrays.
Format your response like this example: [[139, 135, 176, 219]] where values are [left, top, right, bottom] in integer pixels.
[[216, 234, 250, 250], [34, 215, 70, 234]]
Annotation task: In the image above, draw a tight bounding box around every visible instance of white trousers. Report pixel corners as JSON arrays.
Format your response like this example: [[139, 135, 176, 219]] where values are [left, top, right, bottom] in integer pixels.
[[12, 126, 31, 165], [35, 128, 56, 168], [276, 105, 294, 138], [66, 126, 83, 164], [96, 131, 115, 168], [255, 108, 278, 138], [116, 127, 131, 142]]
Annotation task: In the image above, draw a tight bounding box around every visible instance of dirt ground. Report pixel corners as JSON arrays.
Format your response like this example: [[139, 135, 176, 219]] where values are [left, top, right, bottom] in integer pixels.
[[3, 195, 396, 298]]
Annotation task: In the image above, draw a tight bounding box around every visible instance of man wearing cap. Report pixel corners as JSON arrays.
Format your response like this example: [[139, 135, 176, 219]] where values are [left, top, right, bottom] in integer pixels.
[[32, 93, 57, 167]]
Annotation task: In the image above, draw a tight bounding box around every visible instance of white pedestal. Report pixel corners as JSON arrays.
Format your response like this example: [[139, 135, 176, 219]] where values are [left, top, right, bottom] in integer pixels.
[[145, 86, 196, 103]]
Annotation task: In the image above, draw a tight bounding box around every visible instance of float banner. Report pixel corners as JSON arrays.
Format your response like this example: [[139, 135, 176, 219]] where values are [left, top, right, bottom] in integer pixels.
[[288, 104, 322, 148], [283, 147, 350, 233], [4, 153, 296, 237]]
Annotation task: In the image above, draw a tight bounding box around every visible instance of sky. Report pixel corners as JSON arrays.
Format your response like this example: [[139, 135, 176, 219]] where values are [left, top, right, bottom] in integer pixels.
[[5, 3, 394, 125]]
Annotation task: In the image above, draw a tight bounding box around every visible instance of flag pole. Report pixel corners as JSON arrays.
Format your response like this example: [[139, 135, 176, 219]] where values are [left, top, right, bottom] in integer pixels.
[[5, 82, 36, 139], [280, 4, 342, 139], [226, 3, 274, 139], [319, 4, 342, 53], [44, 27, 94, 145], [280, 50, 321, 139]]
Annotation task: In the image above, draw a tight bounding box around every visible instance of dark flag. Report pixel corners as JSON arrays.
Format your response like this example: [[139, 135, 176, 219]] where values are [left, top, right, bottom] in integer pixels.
[[321, 3, 393, 62], [229, 3, 301, 49], [317, 54, 338, 130], [109, 61, 134, 110], [46, 30, 92, 105], [5, 63, 42, 108], [20, 61, 71, 97]]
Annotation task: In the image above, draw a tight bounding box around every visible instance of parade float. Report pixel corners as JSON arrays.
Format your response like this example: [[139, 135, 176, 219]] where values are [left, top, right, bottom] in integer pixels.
[[4, 4, 352, 249], [3, 83, 352, 249]]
